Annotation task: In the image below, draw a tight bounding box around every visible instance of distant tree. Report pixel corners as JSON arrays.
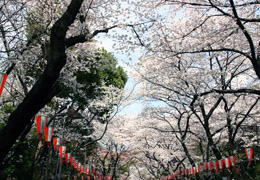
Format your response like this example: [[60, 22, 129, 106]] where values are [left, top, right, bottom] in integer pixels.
[[92, 140, 131, 180]]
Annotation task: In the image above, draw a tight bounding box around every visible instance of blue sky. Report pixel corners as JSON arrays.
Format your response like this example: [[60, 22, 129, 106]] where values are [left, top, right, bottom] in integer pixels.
[[95, 33, 143, 116], [93, 2, 176, 116]]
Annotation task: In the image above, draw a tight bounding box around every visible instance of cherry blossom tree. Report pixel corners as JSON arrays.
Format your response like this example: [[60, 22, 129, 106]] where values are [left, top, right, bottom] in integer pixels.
[[124, 0, 260, 179], [91, 140, 131, 180], [124, 0, 260, 78]]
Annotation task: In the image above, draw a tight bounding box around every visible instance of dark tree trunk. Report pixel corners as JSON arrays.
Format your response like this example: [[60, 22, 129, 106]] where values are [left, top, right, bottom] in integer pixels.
[[0, 0, 84, 167], [30, 139, 40, 180]]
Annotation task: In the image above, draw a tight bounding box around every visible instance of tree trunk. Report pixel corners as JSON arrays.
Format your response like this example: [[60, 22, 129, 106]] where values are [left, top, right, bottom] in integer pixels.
[[0, 0, 84, 167], [44, 146, 53, 180], [30, 140, 40, 180]]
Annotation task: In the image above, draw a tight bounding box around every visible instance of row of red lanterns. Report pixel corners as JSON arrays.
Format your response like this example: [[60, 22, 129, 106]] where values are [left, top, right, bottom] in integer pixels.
[[36, 115, 112, 180], [161, 148, 253, 180]]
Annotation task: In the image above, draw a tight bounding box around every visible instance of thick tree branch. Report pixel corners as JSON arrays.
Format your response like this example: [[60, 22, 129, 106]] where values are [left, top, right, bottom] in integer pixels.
[[0, 0, 83, 166], [229, 0, 260, 79], [65, 26, 117, 48], [231, 97, 260, 144], [173, 48, 251, 60], [166, 0, 260, 8], [191, 88, 260, 108]]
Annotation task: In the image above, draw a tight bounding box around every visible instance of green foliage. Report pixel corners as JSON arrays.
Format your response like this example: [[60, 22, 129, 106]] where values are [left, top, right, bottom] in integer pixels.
[[119, 163, 128, 173], [59, 48, 127, 110], [0, 103, 16, 114], [0, 104, 17, 130], [76, 49, 127, 90], [0, 139, 37, 180], [46, 100, 60, 111], [118, 160, 136, 175]]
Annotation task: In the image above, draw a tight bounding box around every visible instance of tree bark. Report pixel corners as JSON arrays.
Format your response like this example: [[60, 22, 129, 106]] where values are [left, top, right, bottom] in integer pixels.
[[29, 139, 40, 180], [0, 0, 84, 167]]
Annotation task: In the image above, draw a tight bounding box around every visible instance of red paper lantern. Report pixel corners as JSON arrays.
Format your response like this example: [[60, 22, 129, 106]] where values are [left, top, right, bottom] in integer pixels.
[[77, 162, 81, 172], [245, 148, 253, 165], [53, 137, 61, 151], [81, 165, 84, 173], [196, 165, 200, 173], [203, 162, 209, 171], [219, 159, 224, 170], [214, 161, 219, 172], [74, 160, 78, 169], [209, 162, 214, 171], [224, 158, 229, 168], [44, 126, 54, 147], [83, 166, 86, 174], [228, 156, 236, 167], [36, 115, 47, 140], [0, 72, 7, 97], [65, 152, 71, 166], [70, 156, 74, 167], [59, 145, 66, 162]]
